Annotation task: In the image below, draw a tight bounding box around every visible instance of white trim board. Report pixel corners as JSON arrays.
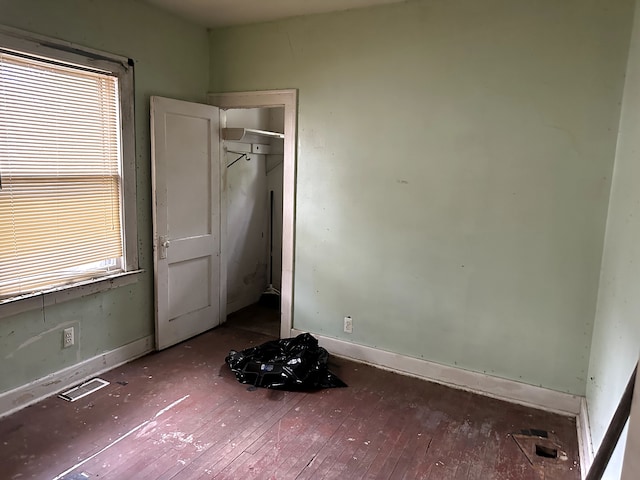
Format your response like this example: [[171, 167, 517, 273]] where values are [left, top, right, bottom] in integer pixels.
[[577, 397, 594, 479], [0, 335, 153, 419], [291, 329, 582, 416]]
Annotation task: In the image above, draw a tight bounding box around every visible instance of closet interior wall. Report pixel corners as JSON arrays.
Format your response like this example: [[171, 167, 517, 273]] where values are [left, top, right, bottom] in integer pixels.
[[224, 107, 284, 315]]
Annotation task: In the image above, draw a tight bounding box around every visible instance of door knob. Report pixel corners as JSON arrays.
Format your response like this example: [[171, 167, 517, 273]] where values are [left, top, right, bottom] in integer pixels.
[[159, 236, 170, 259]]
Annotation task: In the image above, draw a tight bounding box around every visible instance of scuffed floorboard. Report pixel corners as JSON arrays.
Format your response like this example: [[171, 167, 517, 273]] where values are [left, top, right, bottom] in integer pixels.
[[0, 323, 580, 479]]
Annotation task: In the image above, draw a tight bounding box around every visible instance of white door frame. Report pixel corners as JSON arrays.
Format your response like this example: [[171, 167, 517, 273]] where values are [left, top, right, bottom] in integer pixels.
[[622, 359, 640, 479], [207, 89, 297, 339]]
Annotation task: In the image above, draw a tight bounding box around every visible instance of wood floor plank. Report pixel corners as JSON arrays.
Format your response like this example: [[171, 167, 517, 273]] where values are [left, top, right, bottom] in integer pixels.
[[322, 391, 407, 479], [349, 398, 417, 480], [292, 399, 366, 479], [238, 388, 352, 478], [224, 392, 357, 479], [387, 419, 428, 479], [161, 391, 307, 479]]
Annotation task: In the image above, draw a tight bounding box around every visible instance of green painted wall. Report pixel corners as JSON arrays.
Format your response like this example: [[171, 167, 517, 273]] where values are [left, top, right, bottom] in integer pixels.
[[0, 0, 210, 393], [587, 1, 640, 477], [210, 0, 634, 395]]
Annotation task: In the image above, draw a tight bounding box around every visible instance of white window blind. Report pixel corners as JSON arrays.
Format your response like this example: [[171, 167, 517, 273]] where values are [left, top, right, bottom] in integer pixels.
[[0, 50, 124, 299]]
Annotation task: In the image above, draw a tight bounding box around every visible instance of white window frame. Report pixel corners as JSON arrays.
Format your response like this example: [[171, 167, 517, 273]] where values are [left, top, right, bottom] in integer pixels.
[[0, 26, 139, 317]]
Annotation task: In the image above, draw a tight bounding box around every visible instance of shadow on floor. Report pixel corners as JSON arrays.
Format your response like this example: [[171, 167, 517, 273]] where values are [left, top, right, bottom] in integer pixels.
[[225, 302, 280, 337]]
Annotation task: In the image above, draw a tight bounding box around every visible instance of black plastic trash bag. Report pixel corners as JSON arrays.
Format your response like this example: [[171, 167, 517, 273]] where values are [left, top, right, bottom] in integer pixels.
[[225, 333, 347, 390]]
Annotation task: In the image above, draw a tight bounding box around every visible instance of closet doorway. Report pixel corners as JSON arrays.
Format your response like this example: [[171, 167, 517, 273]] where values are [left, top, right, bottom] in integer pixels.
[[208, 90, 297, 339], [222, 107, 283, 337]]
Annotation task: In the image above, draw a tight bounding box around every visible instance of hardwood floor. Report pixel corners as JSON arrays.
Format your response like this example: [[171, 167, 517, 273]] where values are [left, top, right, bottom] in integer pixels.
[[0, 321, 580, 479]]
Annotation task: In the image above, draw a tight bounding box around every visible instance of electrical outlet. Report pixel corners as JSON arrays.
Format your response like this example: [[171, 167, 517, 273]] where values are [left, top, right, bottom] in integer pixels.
[[344, 316, 353, 334], [63, 327, 74, 348]]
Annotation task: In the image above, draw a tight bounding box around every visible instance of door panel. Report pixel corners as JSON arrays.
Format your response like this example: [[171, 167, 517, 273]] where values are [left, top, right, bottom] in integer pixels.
[[166, 113, 212, 238], [168, 256, 211, 319], [151, 96, 220, 350]]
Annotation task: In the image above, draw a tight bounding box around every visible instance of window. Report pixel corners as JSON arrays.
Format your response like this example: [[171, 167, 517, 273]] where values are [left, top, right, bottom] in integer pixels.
[[0, 28, 137, 303]]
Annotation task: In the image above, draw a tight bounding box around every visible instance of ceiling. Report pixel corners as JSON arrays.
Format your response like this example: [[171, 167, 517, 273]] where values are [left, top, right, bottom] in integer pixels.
[[142, 0, 406, 28]]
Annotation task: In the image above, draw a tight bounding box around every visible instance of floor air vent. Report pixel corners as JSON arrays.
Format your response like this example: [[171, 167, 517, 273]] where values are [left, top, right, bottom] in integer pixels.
[[58, 378, 109, 402]]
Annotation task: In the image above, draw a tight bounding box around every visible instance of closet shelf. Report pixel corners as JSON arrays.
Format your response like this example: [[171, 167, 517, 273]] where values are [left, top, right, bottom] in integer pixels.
[[222, 128, 284, 142]]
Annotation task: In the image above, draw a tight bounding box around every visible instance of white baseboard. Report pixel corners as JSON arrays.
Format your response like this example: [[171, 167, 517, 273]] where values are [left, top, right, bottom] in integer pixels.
[[291, 329, 582, 416], [0, 335, 153, 419], [577, 397, 594, 479]]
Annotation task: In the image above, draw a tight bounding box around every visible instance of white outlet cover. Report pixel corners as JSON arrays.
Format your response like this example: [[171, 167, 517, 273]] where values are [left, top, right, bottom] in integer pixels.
[[63, 327, 74, 347], [344, 316, 353, 333]]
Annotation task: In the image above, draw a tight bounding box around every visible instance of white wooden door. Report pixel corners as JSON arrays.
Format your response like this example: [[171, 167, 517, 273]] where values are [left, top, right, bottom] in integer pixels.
[[151, 96, 221, 350]]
